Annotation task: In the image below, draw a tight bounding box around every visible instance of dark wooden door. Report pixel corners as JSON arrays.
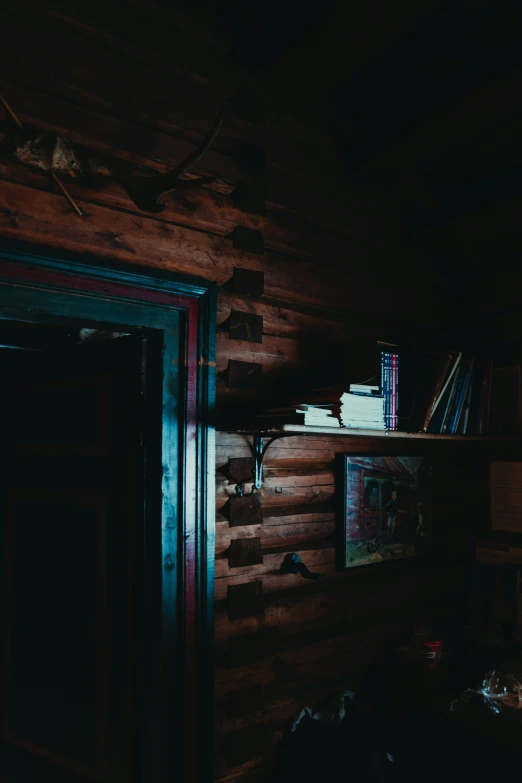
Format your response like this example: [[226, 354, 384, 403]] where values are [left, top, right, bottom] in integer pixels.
[[0, 332, 146, 783]]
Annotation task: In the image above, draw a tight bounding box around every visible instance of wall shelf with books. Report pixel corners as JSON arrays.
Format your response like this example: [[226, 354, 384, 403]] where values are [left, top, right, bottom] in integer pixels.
[[226, 425, 522, 491], [232, 425, 522, 442], [249, 344, 522, 439]]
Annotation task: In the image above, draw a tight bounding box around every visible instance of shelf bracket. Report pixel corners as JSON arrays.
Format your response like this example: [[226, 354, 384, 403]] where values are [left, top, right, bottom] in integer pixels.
[[242, 434, 286, 491]]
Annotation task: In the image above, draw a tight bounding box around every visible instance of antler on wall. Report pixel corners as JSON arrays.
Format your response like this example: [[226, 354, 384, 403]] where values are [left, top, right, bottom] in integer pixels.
[[121, 106, 228, 212], [0, 96, 230, 214]]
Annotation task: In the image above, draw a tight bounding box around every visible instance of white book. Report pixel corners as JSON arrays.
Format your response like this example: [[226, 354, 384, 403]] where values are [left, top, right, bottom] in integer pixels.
[[340, 389, 383, 400], [341, 420, 385, 426], [341, 415, 384, 422], [342, 397, 383, 408], [297, 403, 337, 409], [304, 419, 340, 428], [296, 408, 334, 417], [342, 397, 383, 404], [341, 404, 384, 411], [344, 422, 386, 430], [305, 416, 340, 423], [342, 392, 383, 400]]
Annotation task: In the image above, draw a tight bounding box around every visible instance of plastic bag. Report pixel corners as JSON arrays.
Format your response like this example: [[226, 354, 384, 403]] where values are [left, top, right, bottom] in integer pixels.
[[450, 669, 522, 715], [291, 690, 354, 732]]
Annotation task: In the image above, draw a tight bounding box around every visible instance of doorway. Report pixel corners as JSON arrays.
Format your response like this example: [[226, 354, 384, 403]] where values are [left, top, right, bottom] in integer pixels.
[[0, 243, 216, 783]]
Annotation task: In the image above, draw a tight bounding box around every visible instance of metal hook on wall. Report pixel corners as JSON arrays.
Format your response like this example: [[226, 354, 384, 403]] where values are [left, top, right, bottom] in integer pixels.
[[282, 553, 326, 581]]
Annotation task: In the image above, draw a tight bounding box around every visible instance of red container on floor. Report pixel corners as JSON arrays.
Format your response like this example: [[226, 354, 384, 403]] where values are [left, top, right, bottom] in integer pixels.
[[420, 638, 443, 668]]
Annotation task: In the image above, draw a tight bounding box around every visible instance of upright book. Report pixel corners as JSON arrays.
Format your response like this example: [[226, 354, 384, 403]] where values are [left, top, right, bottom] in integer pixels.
[[423, 351, 462, 431]]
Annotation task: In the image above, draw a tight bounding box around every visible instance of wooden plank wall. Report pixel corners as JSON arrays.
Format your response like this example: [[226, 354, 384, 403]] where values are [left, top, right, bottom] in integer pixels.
[[0, 6, 509, 783], [214, 435, 505, 782]]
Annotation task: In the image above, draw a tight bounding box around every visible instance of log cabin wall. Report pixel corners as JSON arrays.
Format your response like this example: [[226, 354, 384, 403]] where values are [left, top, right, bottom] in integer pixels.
[[0, 5, 508, 783]]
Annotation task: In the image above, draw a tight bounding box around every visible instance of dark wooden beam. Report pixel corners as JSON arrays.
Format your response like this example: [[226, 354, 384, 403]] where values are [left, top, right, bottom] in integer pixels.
[[227, 494, 263, 528], [229, 310, 263, 343], [228, 538, 263, 568]]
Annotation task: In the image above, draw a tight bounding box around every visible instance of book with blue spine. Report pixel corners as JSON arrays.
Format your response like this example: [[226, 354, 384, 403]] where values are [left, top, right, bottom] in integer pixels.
[[450, 371, 469, 434], [441, 368, 462, 433], [451, 359, 474, 434], [460, 373, 474, 434]]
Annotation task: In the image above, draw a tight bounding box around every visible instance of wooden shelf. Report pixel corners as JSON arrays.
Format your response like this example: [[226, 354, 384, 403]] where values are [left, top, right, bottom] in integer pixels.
[[233, 425, 522, 442], [225, 425, 522, 490]]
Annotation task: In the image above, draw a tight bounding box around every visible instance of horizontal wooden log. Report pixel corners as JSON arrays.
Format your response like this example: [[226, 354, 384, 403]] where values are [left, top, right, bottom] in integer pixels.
[[217, 594, 462, 678], [215, 562, 337, 601], [0, 173, 435, 327], [215, 626, 404, 729], [215, 763, 266, 783], [217, 294, 351, 340], [216, 622, 403, 691], [217, 486, 335, 514], [217, 332, 305, 372], [215, 562, 467, 643], [217, 473, 335, 505], [0, 16, 399, 236], [0, 178, 402, 316], [0, 148, 458, 308], [216, 517, 335, 554], [0, 154, 258, 239], [0, 74, 395, 267], [216, 544, 334, 579], [0, 78, 237, 190]]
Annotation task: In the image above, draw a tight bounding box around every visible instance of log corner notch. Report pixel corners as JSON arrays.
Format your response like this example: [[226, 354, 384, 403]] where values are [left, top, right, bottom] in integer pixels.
[[229, 310, 263, 343], [227, 457, 255, 483], [226, 359, 262, 389], [226, 493, 263, 528], [228, 537, 263, 568], [232, 226, 265, 255], [233, 181, 266, 216], [231, 267, 265, 298]]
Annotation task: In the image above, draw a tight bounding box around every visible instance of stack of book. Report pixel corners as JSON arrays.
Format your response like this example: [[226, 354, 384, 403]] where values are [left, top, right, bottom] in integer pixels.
[[257, 402, 341, 428], [340, 385, 385, 429], [295, 404, 341, 427], [255, 347, 401, 432]]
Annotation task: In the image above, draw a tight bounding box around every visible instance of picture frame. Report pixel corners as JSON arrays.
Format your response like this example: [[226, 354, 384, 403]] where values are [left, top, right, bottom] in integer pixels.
[[338, 455, 433, 570]]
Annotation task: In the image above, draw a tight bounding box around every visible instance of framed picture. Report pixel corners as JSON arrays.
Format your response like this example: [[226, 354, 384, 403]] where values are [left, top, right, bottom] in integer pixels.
[[338, 455, 433, 569]]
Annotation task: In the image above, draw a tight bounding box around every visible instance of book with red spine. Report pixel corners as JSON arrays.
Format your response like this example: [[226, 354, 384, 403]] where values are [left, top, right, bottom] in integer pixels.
[[391, 353, 397, 430]]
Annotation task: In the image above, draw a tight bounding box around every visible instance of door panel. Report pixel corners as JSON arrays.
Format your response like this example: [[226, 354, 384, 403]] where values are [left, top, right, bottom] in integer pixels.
[[4, 491, 107, 779], [1, 333, 145, 783]]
